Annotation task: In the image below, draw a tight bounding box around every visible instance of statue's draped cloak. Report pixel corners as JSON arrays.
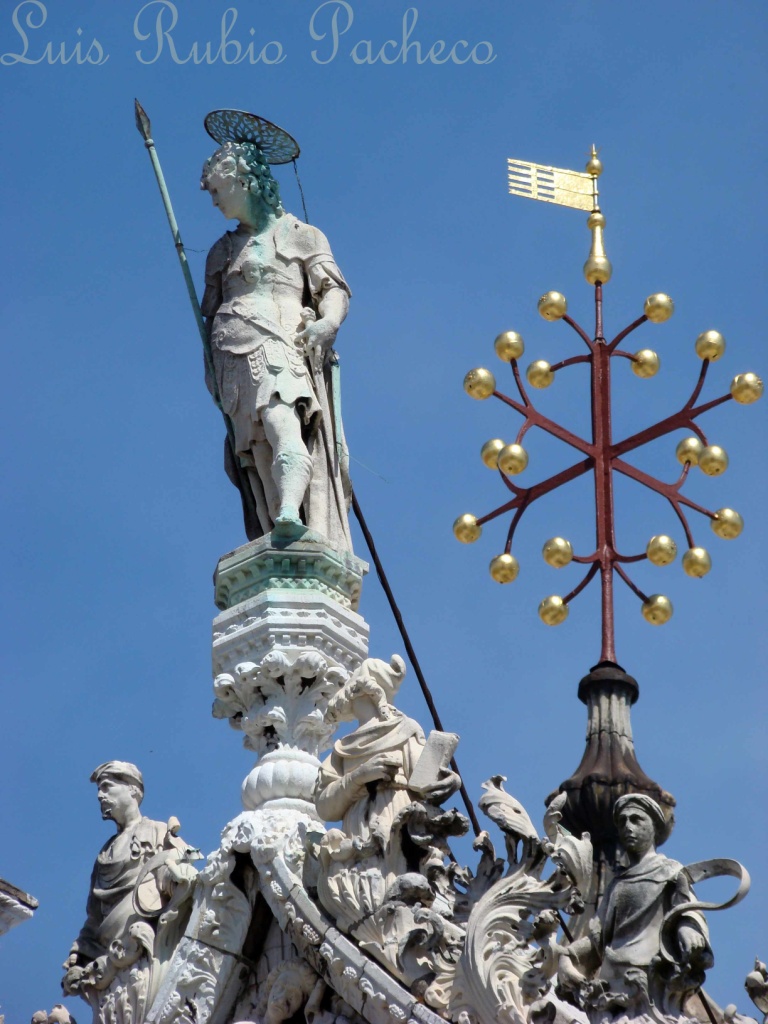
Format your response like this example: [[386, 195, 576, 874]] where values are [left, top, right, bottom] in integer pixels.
[[202, 214, 353, 551], [597, 853, 710, 977], [316, 714, 426, 887], [73, 817, 169, 962]]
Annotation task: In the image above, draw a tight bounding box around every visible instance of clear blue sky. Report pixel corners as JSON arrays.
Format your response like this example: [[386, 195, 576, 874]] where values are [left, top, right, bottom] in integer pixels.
[[2, 1, 766, 1018]]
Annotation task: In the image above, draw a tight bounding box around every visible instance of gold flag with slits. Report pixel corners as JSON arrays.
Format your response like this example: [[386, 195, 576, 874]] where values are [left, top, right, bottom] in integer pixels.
[[508, 158, 596, 211]]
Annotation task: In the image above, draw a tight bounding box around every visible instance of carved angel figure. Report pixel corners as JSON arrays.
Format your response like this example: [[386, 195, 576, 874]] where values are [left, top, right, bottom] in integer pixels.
[[313, 655, 461, 935], [62, 762, 198, 1024]]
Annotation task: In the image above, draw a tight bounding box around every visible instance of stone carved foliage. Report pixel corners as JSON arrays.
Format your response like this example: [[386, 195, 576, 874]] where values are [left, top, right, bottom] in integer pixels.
[[148, 813, 263, 1024], [434, 784, 750, 1024], [304, 650, 752, 1024], [214, 649, 348, 758], [443, 782, 593, 1023]]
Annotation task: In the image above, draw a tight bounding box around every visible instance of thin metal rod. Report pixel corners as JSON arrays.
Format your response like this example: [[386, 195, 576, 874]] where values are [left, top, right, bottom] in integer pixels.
[[292, 157, 310, 223], [591, 283, 617, 663], [562, 314, 594, 350], [493, 391, 594, 456], [698, 989, 720, 1024], [614, 562, 647, 601], [504, 497, 530, 554], [607, 313, 648, 353], [351, 491, 482, 837], [613, 459, 715, 519], [550, 354, 591, 373], [563, 563, 599, 604], [476, 457, 594, 525]]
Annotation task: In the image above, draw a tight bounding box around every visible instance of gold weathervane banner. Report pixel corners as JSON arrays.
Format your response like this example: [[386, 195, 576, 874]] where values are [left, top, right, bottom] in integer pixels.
[[508, 158, 596, 212]]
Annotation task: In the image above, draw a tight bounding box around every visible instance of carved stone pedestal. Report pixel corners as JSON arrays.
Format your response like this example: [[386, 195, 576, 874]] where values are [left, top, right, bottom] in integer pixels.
[[211, 535, 369, 811], [147, 536, 374, 1024], [213, 534, 369, 679]]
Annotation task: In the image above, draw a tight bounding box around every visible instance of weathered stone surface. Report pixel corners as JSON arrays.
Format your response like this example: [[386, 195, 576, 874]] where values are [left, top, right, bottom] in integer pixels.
[[214, 533, 368, 613], [213, 592, 369, 682], [63, 762, 200, 1024], [0, 877, 38, 937], [557, 793, 749, 1023], [201, 137, 353, 548]]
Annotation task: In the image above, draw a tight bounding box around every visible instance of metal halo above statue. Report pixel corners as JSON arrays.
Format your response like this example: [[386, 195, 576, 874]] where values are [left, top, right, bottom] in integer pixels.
[[204, 109, 300, 164]]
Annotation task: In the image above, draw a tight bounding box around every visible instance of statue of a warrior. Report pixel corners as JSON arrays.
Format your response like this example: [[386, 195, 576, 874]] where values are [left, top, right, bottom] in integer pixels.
[[200, 119, 352, 550]]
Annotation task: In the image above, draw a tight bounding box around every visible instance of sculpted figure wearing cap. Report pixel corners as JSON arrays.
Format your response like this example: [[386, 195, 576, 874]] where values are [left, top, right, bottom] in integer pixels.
[[557, 793, 714, 1018], [62, 762, 198, 1023]]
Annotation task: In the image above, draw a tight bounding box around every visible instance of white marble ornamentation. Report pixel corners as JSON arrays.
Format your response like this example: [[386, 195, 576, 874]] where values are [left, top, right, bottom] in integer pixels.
[[213, 646, 352, 816], [62, 762, 200, 1024]]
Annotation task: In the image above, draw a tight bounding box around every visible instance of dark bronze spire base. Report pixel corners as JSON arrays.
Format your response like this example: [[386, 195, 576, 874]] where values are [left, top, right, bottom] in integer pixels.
[[547, 661, 675, 872]]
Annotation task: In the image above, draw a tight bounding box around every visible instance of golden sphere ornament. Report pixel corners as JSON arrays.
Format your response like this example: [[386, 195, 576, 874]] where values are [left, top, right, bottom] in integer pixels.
[[646, 535, 677, 566], [494, 331, 525, 362], [480, 438, 505, 470], [489, 553, 520, 584], [463, 367, 496, 400], [542, 537, 573, 568], [694, 330, 726, 361], [538, 291, 568, 321], [682, 546, 712, 578], [586, 153, 603, 177], [698, 445, 729, 476], [632, 349, 661, 379], [641, 594, 673, 625], [711, 508, 743, 540], [453, 514, 481, 544], [539, 595, 569, 625], [527, 360, 554, 389], [730, 372, 764, 404], [498, 443, 529, 475], [675, 436, 704, 466], [644, 293, 674, 323]]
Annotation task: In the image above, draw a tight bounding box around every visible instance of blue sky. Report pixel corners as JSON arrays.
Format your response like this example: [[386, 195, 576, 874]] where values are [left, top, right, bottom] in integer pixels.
[[1, 1, 766, 1018]]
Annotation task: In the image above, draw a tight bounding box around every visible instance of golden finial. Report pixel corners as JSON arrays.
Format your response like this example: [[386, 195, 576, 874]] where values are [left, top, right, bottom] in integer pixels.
[[506, 147, 611, 285], [583, 148, 611, 285]]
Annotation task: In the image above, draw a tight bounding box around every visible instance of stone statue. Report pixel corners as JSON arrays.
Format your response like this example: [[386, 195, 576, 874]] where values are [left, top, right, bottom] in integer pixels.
[[557, 794, 713, 1019], [314, 656, 461, 912], [201, 137, 352, 550], [313, 656, 466, 983], [62, 762, 198, 1024]]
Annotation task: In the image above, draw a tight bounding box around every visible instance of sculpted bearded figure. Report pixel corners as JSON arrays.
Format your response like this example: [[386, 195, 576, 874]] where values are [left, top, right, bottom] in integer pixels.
[[62, 762, 198, 1024], [200, 129, 352, 549], [558, 794, 714, 1019]]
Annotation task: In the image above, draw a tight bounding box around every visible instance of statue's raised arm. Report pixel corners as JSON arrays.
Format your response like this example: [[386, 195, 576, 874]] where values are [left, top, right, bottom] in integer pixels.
[[200, 112, 353, 551]]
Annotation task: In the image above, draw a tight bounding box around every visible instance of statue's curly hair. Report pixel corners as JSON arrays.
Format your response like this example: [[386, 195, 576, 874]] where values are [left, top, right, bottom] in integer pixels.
[[326, 672, 392, 725], [201, 140, 284, 215], [325, 656, 407, 725]]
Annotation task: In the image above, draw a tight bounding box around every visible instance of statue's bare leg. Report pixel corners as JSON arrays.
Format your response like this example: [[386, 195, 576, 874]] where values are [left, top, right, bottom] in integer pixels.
[[260, 396, 312, 527]]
